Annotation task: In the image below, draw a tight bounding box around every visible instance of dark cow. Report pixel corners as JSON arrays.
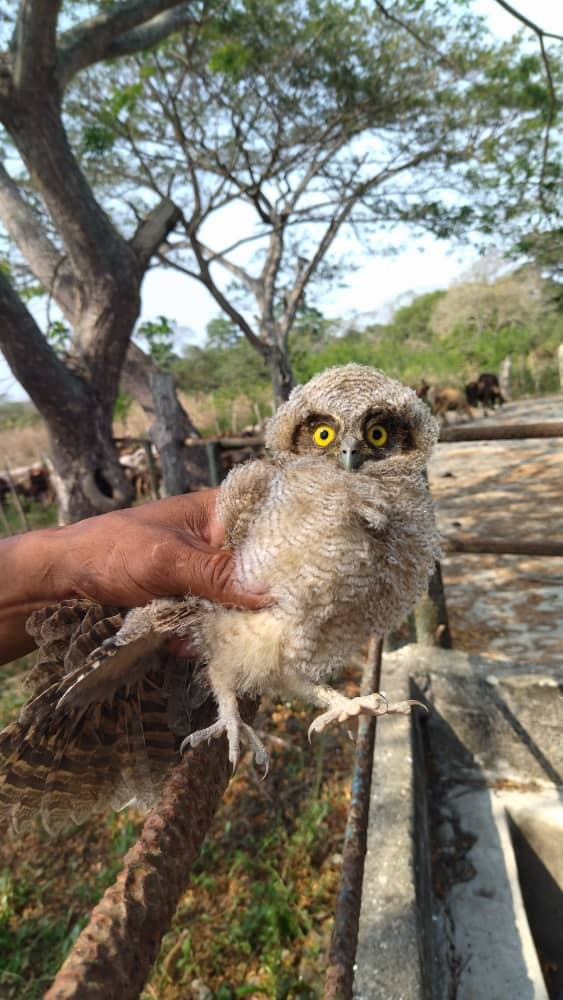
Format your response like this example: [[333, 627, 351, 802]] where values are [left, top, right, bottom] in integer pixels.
[[465, 373, 504, 413], [414, 379, 430, 400]]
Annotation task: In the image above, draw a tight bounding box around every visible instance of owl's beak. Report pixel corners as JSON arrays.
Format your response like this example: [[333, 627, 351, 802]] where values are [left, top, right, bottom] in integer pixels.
[[338, 435, 365, 472]]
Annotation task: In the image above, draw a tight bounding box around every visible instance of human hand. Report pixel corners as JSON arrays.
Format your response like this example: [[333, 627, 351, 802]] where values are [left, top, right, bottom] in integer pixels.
[[54, 489, 267, 611]]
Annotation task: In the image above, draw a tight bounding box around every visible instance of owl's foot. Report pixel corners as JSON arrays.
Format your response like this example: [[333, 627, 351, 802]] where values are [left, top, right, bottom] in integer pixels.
[[181, 716, 270, 775], [308, 693, 426, 741]]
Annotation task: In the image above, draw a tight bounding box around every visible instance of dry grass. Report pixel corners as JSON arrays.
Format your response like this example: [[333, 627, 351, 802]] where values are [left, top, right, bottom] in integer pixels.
[[114, 390, 273, 441], [1, 389, 271, 471], [0, 423, 50, 469], [113, 400, 152, 439]]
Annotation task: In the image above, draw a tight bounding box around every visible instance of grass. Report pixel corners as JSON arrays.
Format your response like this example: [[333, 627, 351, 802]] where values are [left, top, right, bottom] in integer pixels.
[[0, 496, 57, 538], [0, 812, 142, 1000]]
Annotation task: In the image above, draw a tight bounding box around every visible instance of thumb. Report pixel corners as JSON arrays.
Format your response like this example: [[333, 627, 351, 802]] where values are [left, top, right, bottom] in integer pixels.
[[175, 546, 268, 610]]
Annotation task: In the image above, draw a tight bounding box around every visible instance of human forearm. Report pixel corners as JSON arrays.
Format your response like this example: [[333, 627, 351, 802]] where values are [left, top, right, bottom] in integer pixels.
[[0, 527, 66, 663]]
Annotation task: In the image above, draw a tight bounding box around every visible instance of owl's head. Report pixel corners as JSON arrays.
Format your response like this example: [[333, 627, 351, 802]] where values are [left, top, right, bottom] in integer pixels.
[[265, 364, 438, 471]]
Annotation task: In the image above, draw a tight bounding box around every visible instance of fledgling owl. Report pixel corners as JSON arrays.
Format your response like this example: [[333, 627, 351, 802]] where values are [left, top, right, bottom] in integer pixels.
[[0, 364, 440, 832]]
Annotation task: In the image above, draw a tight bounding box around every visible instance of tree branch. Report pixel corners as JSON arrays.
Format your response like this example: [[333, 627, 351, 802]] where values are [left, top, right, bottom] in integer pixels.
[[0, 269, 82, 421], [160, 243, 265, 356], [491, 0, 562, 211], [491, 0, 563, 42], [0, 161, 77, 317], [280, 148, 444, 337], [11, 0, 61, 91], [191, 240, 261, 296], [130, 198, 181, 269], [57, 2, 197, 89]]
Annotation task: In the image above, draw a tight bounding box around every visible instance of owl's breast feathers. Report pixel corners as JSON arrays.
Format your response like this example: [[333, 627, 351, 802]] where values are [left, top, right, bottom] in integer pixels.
[[219, 454, 439, 681]]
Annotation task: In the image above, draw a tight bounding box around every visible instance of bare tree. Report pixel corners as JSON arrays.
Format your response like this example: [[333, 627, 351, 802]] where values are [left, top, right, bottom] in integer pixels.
[[70, 0, 561, 403], [0, 2, 204, 520]]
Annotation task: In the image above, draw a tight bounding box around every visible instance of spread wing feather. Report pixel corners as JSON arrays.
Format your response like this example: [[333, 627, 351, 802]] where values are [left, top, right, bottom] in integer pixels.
[[0, 600, 209, 834]]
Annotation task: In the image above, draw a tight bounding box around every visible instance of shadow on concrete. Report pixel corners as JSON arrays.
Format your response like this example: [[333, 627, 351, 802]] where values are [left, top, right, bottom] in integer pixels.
[[508, 812, 563, 1000], [412, 679, 547, 1000]]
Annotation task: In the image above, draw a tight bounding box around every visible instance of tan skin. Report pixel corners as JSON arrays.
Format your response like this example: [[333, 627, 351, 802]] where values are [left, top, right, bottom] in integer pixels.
[[0, 489, 267, 666]]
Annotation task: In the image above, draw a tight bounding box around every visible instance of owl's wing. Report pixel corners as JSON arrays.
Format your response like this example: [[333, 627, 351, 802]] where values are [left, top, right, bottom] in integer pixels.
[[0, 600, 207, 834], [56, 597, 202, 710], [219, 457, 276, 546]]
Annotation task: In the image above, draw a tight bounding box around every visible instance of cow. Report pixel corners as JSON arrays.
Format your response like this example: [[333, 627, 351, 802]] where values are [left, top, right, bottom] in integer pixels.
[[465, 373, 504, 414], [430, 386, 474, 423]]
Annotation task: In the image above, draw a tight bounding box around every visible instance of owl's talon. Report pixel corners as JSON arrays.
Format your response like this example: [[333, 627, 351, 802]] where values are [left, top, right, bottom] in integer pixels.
[[181, 716, 270, 775], [309, 693, 426, 739]]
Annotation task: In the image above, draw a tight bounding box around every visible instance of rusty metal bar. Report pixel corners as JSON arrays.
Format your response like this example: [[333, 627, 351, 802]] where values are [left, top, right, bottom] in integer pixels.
[[45, 700, 256, 1000], [186, 435, 265, 450], [438, 421, 563, 442], [415, 561, 452, 648], [324, 635, 383, 1000], [442, 534, 563, 557], [142, 440, 160, 500]]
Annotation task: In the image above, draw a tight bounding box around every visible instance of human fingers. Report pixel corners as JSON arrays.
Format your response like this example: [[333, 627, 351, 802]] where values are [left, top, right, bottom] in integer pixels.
[[121, 490, 224, 546]]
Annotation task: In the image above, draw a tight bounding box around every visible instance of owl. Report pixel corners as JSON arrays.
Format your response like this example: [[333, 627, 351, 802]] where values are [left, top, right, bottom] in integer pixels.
[[0, 364, 440, 832]]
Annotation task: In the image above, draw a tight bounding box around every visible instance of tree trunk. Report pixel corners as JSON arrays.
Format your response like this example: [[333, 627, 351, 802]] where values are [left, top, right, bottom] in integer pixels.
[[0, 271, 135, 522], [122, 344, 209, 493], [147, 369, 191, 496], [267, 343, 295, 407], [49, 411, 134, 524]]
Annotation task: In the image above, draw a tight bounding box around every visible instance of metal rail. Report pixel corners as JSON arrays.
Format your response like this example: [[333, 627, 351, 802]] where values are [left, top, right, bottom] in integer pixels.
[[324, 636, 383, 1000], [442, 534, 563, 557], [438, 421, 563, 442]]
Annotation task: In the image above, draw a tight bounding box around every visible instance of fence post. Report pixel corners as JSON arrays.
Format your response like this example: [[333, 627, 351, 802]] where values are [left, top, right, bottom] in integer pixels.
[[499, 354, 512, 401], [205, 441, 223, 487]]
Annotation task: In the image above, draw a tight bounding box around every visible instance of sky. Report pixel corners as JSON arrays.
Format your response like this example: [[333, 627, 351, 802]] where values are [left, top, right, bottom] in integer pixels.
[[1, 0, 561, 401]]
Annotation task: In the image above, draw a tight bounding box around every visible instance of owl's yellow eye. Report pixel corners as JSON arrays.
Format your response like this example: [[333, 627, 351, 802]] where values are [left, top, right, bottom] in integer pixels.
[[313, 424, 336, 447], [365, 424, 388, 448]]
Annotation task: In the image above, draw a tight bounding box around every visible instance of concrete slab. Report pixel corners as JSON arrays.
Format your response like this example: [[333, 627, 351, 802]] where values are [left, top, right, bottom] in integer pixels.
[[353, 645, 563, 1000], [427, 393, 563, 666]]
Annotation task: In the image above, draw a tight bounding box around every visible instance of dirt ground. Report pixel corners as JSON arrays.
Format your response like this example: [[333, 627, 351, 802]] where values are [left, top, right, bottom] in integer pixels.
[[427, 394, 563, 666]]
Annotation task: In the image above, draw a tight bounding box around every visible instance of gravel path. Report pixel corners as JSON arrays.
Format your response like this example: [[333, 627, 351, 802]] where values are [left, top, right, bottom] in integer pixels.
[[427, 394, 563, 666]]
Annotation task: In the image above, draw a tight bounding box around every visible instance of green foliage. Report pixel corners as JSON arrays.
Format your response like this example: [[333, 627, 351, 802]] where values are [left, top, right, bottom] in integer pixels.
[[0, 498, 58, 538], [388, 291, 447, 344], [174, 317, 272, 431], [291, 269, 563, 391], [173, 263, 562, 412], [136, 315, 177, 371], [0, 811, 140, 1000], [0, 872, 81, 1000], [144, 720, 343, 996], [113, 389, 134, 422], [46, 320, 71, 357]]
